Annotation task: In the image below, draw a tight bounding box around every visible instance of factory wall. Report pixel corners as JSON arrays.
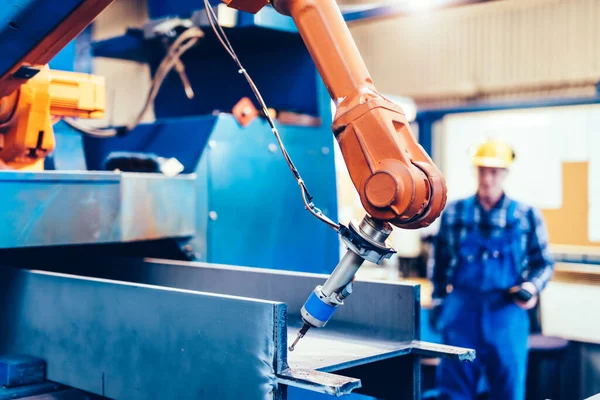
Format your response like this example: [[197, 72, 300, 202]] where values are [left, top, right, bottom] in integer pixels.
[[432, 104, 600, 248], [92, 0, 153, 126], [348, 0, 600, 105]]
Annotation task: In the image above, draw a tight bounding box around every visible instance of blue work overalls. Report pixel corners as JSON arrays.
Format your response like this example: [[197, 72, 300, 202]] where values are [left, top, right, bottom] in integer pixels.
[[437, 198, 530, 400]]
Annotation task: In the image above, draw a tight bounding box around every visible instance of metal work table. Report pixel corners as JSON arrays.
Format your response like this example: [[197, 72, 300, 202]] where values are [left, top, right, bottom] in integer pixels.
[[0, 255, 474, 399], [0, 170, 195, 248]]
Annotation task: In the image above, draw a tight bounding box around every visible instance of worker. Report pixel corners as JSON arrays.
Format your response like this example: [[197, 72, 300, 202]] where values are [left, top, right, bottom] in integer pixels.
[[429, 138, 555, 400]]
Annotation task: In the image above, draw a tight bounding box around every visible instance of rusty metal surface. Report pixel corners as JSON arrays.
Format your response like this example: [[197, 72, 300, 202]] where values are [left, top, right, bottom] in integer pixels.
[[0, 170, 195, 248]]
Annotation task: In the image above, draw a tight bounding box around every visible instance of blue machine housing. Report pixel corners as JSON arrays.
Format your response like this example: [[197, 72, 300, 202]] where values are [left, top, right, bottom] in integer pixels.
[[147, 0, 221, 19], [0, 0, 92, 77], [47, 5, 341, 274]]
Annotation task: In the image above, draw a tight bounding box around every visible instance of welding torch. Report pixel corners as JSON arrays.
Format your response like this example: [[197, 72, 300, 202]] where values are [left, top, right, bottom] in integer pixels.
[[289, 215, 396, 351]]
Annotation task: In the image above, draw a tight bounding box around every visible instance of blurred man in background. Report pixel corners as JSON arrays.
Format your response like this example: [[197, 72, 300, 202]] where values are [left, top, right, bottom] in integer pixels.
[[429, 138, 555, 400]]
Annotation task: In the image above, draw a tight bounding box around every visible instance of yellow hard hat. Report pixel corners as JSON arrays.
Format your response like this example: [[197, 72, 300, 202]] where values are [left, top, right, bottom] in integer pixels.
[[472, 139, 515, 168]]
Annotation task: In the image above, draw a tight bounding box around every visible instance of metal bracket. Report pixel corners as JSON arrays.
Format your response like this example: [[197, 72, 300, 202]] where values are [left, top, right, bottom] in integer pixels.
[[0, 258, 475, 399]]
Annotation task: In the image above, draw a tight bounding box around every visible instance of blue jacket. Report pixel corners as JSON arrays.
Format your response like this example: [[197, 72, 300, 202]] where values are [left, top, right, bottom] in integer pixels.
[[431, 194, 555, 302]]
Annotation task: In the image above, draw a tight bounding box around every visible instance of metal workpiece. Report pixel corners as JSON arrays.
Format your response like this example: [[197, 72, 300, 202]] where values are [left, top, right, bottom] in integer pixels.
[[0, 266, 284, 400], [11, 255, 419, 341], [0, 256, 474, 399], [410, 341, 476, 362], [0, 170, 195, 249], [276, 368, 361, 397], [285, 328, 474, 373]]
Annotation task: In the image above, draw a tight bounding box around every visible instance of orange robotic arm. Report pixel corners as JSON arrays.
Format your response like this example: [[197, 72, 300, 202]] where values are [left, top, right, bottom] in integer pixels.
[[0, 0, 112, 170], [223, 0, 446, 229], [0, 66, 105, 170]]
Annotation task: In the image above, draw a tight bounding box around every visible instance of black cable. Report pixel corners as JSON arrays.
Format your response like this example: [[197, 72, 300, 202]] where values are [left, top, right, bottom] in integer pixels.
[[63, 27, 204, 138], [203, 0, 340, 231]]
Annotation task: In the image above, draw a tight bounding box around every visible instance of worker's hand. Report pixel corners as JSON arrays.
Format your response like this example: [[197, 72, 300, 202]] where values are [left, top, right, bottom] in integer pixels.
[[509, 282, 538, 310]]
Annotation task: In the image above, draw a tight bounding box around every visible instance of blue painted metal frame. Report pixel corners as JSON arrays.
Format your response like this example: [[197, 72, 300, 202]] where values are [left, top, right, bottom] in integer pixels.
[[0, 170, 196, 248], [147, 0, 221, 19], [79, 2, 341, 273], [82, 116, 214, 260], [151, 31, 319, 118], [45, 121, 89, 171], [91, 29, 148, 63], [0, 0, 89, 77], [81, 104, 339, 272], [199, 111, 339, 273], [92, 10, 315, 116], [83, 117, 215, 174]]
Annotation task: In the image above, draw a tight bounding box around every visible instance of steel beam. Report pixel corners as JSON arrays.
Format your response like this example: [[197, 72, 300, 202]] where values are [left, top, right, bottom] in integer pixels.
[[276, 369, 360, 397], [0, 266, 284, 399], [0, 258, 474, 399], [0, 171, 195, 248], [7, 255, 419, 340]]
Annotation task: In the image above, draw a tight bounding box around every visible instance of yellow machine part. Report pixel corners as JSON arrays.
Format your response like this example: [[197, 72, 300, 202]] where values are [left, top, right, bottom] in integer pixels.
[[49, 69, 105, 119], [0, 66, 105, 170]]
